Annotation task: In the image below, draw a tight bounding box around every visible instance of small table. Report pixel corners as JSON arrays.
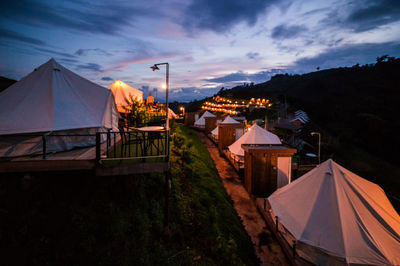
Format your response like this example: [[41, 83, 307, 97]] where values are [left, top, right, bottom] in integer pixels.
[[137, 126, 165, 132], [137, 126, 166, 156]]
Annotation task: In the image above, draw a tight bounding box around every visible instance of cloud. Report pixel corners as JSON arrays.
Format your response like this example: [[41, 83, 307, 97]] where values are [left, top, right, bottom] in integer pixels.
[[321, 0, 400, 33], [0, 0, 152, 35], [0, 27, 46, 45], [168, 87, 220, 102], [57, 58, 80, 65], [101, 76, 113, 81], [76, 63, 103, 72], [346, 0, 400, 32], [182, 0, 280, 33], [104, 52, 180, 74], [292, 41, 400, 72], [246, 52, 260, 59], [204, 69, 287, 85], [35, 48, 76, 58], [271, 24, 308, 39], [75, 48, 112, 56]]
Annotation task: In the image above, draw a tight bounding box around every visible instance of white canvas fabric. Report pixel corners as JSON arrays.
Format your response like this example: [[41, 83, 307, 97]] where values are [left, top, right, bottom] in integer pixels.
[[268, 159, 400, 265], [194, 111, 215, 127], [108, 80, 143, 112], [168, 108, 178, 119], [0, 58, 118, 156], [221, 116, 240, 124], [228, 124, 281, 156], [211, 127, 218, 137]]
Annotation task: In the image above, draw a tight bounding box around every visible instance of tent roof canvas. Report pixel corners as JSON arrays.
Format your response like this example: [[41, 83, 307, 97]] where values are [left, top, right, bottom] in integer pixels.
[[194, 111, 215, 126], [211, 127, 218, 136], [268, 159, 400, 265], [221, 116, 240, 124], [109, 80, 143, 112], [168, 108, 178, 119], [228, 124, 281, 156], [0, 58, 117, 135]]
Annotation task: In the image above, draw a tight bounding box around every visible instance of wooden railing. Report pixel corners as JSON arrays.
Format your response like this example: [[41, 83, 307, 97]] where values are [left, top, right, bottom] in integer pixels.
[[0, 128, 170, 164]]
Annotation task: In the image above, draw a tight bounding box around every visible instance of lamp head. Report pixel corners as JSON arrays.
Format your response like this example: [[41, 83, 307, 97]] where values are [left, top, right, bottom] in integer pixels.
[[150, 65, 160, 71]]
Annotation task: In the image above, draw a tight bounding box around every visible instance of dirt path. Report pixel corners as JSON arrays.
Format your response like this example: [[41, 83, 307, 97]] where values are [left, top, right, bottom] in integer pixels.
[[196, 132, 289, 266]]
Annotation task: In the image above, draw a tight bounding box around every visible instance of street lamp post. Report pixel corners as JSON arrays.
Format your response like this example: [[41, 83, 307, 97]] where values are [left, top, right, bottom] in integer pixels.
[[311, 132, 321, 164], [150, 63, 169, 130], [150, 63, 170, 228]]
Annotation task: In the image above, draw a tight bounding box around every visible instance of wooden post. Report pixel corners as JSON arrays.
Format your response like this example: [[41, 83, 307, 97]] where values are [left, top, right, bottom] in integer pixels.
[[165, 129, 170, 162], [164, 170, 170, 227], [96, 132, 100, 164], [42, 135, 46, 159], [292, 240, 296, 258]]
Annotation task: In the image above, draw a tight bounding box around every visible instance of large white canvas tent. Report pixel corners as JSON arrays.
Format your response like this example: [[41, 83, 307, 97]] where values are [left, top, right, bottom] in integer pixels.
[[268, 159, 400, 265], [228, 124, 281, 157], [0, 58, 119, 157], [194, 111, 215, 127], [108, 80, 143, 113]]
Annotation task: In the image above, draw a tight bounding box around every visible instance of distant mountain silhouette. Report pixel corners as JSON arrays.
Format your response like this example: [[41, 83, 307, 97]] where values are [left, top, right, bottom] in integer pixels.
[[0, 76, 16, 93], [218, 56, 400, 165]]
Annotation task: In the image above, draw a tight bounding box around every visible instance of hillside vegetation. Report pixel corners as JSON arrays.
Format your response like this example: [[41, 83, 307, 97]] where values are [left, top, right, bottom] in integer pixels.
[[218, 56, 400, 197], [0, 122, 258, 265]]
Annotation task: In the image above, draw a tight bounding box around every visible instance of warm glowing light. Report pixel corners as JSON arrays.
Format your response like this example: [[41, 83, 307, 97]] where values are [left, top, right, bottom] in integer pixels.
[[161, 84, 167, 89]]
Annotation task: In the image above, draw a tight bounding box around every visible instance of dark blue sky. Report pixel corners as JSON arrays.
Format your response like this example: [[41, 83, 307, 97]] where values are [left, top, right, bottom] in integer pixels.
[[1, 0, 400, 101]]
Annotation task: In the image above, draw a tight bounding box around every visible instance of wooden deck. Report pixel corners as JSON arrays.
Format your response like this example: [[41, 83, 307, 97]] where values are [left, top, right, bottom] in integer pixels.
[[0, 135, 169, 175]]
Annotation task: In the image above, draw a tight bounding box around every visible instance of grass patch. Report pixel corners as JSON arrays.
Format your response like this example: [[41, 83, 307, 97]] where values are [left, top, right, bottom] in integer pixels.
[[168, 124, 259, 265]]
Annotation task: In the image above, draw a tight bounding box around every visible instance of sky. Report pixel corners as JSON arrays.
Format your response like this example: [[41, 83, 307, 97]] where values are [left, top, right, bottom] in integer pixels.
[[1, 0, 400, 102]]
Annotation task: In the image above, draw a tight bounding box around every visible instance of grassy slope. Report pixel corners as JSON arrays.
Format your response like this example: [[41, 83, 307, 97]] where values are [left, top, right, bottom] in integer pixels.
[[0, 123, 258, 265], [169, 124, 258, 265]]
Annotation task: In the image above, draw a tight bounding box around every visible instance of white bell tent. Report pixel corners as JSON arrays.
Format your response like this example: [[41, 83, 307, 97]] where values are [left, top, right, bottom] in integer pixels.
[[0, 58, 119, 157], [194, 111, 215, 127], [221, 116, 240, 125], [268, 159, 400, 265], [228, 124, 281, 157], [211, 116, 240, 140], [108, 80, 143, 113]]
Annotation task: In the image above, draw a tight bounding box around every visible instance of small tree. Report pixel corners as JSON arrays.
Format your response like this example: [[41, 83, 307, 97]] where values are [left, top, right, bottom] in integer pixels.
[[124, 95, 146, 127]]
